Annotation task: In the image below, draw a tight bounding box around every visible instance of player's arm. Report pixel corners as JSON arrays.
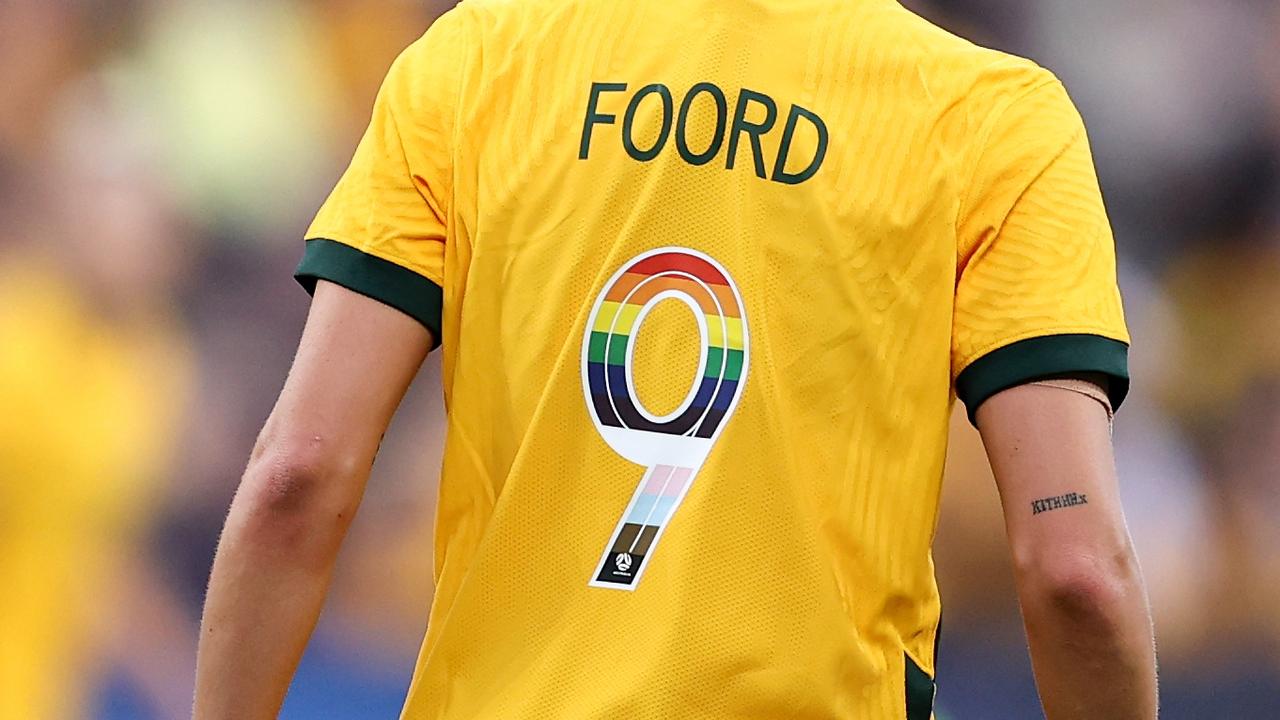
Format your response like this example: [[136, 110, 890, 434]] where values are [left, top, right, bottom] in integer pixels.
[[193, 281, 431, 720], [194, 11, 465, 715], [977, 381, 1157, 719], [952, 69, 1159, 717]]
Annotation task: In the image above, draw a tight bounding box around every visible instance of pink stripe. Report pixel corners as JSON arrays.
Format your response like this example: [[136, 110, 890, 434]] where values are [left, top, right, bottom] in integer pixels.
[[660, 467, 692, 497], [643, 465, 675, 494]]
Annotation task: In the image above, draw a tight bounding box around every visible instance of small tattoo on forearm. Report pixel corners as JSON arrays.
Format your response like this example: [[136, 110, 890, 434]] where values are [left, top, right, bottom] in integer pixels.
[[1031, 492, 1088, 515]]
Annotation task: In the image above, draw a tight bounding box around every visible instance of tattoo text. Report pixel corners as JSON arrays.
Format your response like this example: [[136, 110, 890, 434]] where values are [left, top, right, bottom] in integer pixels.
[[1031, 492, 1089, 515]]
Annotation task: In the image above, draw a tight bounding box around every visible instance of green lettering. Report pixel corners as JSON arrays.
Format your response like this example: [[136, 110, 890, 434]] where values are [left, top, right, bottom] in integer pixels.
[[580, 82, 628, 160], [772, 104, 828, 185], [675, 82, 728, 166], [622, 84, 674, 162], [726, 89, 777, 179]]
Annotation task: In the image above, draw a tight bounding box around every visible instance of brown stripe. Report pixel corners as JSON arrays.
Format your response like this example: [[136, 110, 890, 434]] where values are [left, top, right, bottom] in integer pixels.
[[610, 523, 644, 553], [631, 525, 661, 556]]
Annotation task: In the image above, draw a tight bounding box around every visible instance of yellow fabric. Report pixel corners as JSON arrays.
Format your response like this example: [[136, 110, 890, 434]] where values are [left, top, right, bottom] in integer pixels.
[[306, 1, 1128, 718], [953, 77, 1129, 368], [0, 262, 190, 720]]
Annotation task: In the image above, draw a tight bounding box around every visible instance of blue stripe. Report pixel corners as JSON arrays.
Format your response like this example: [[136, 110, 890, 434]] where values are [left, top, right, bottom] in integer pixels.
[[709, 379, 739, 411], [587, 361, 609, 393], [650, 495, 678, 524], [626, 493, 661, 524], [689, 375, 718, 411], [606, 363, 628, 394]]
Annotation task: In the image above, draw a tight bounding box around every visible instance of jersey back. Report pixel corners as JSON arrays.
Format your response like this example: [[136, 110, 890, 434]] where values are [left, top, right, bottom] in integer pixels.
[[297, 0, 1130, 717]]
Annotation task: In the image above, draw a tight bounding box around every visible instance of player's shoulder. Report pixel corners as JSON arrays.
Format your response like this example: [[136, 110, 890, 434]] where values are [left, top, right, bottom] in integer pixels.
[[445, 0, 569, 28], [396, 0, 540, 69], [879, 2, 1062, 107], [413, 0, 566, 54]]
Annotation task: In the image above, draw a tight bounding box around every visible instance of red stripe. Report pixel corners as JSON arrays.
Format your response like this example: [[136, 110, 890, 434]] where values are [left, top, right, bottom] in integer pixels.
[[628, 252, 729, 285]]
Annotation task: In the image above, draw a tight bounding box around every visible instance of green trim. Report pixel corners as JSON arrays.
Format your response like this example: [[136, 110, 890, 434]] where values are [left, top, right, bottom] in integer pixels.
[[905, 652, 936, 720], [956, 334, 1129, 425], [294, 239, 443, 349]]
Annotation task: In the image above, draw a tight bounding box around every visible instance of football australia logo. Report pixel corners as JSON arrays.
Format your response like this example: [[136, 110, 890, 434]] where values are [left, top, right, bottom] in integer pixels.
[[615, 553, 633, 574], [581, 248, 750, 590]]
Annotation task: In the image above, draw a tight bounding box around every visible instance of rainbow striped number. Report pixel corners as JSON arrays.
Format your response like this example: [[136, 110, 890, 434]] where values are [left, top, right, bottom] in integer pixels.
[[582, 248, 750, 590]]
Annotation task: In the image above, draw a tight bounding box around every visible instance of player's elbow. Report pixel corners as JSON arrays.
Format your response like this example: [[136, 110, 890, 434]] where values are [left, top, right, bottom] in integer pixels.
[[238, 438, 364, 535], [1017, 542, 1141, 627]]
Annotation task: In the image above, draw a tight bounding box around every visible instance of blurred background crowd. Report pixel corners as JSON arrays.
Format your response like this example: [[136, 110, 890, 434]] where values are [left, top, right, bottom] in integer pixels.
[[0, 0, 1276, 718]]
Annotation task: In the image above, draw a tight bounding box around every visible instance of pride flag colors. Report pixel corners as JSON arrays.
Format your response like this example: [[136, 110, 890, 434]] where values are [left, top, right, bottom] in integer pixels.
[[585, 250, 746, 439], [582, 248, 750, 589]]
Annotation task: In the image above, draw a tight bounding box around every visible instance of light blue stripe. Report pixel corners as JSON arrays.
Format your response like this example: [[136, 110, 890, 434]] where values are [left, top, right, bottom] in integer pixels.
[[650, 496, 678, 524], [626, 493, 660, 524]]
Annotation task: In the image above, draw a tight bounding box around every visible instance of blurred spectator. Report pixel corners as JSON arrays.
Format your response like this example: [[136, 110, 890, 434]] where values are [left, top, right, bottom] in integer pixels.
[[0, 72, 196, 717]]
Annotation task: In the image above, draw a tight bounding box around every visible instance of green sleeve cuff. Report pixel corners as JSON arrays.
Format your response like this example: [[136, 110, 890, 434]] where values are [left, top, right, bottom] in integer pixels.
[[956, 334, 1130, 425], [905, 652, 936, 720], [295, 238, 443, 349]]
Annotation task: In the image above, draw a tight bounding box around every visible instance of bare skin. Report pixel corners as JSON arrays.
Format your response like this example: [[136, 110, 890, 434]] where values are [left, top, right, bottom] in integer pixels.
[[193, 281, 430, 719], [978, 383, 1158, 720]]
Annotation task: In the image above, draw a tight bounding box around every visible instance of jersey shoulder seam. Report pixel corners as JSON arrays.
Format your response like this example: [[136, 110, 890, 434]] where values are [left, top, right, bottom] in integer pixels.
[[952, 69, 1062, 238]]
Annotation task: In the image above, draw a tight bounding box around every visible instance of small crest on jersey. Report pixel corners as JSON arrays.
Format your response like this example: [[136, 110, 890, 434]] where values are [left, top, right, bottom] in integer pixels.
[[615, 553, 633, 573]]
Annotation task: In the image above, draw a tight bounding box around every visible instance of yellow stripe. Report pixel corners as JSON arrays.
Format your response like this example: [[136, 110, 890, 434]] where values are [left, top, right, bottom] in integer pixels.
[[594, 301, 744, 350], [708, 317, 745, 350], [592, 301, 640, 334]]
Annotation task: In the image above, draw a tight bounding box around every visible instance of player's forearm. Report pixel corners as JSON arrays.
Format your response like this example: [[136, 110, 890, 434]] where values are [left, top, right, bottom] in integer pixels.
[[194, 454, 364, 720], [1016, 541, 1157, 720]]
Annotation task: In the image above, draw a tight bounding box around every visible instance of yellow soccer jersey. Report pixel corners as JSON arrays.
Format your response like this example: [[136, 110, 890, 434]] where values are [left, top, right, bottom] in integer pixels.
[[296, 0, 1129, 717]]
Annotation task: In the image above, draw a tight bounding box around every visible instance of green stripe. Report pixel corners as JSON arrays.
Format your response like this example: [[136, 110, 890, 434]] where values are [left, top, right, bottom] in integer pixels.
[[590, 332, 745, 381], [588, 332, 609, 364], [705, 347, 724, 376], [295, 239, 443, 349], [711, 348, 747, 381], [702, 348, 744, 380], [589, 331, 633, 366], [955, 334, 1130, 425], [607, 334, 629, 365], [724, 349, 744, 381]]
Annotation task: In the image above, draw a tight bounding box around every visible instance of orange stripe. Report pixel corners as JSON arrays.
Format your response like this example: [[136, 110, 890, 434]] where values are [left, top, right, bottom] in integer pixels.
[[604, 273, 740, 317]]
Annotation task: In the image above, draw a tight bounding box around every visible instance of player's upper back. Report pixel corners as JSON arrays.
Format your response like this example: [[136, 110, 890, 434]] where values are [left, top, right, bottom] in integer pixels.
[[369, 0, 1094, 403], [440, 0, 1053, 244]]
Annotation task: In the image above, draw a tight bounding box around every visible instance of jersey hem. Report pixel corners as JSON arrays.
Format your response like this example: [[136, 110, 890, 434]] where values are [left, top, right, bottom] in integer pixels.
[[295, 238, 443, 348], [955, 333, 1129, 425]]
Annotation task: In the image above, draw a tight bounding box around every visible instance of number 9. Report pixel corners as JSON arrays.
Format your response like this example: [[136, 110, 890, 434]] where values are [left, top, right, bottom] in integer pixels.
[[581, 247, 750, 589]]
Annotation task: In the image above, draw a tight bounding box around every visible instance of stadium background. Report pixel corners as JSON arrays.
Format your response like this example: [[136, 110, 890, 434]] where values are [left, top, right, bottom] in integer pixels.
[[1, 0, 1277, 717]]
